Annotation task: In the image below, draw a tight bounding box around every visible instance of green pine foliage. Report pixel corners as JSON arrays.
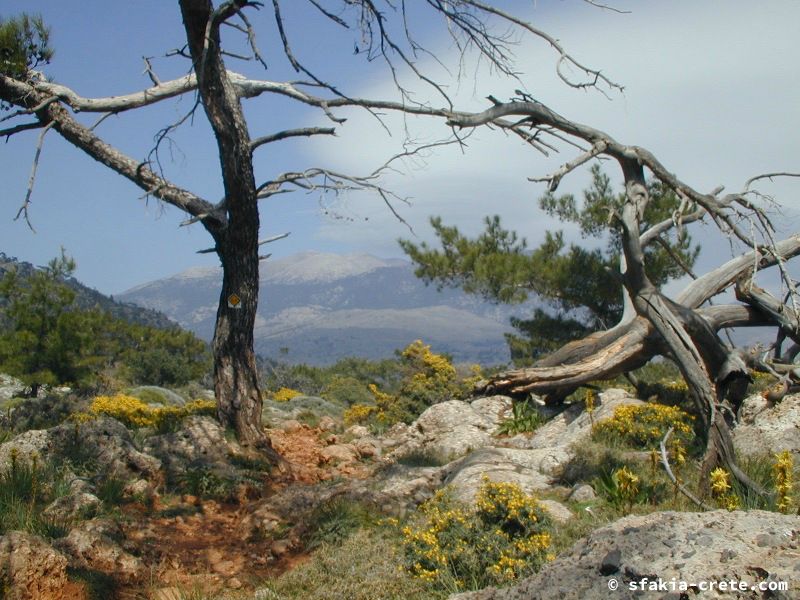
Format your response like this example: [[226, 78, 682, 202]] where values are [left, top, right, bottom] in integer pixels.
[[399, 165, 699, 365], [0, 13, 52, 79], [0, 251, 210, 391]]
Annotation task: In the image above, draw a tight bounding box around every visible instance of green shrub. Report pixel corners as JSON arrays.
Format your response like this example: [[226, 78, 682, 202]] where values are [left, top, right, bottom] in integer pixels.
[[496, 399, 544, 436], [305, 496, 379, 550], [177, 467, 234, 500], [321, 375, 374, 406]]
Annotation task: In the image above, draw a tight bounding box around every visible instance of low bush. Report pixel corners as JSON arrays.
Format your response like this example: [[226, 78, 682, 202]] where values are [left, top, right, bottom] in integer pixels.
[[495, 398, 545, 436], [591, 402, 695, 452], [84, 394, 216, 432], [399, 477, 552, 592]]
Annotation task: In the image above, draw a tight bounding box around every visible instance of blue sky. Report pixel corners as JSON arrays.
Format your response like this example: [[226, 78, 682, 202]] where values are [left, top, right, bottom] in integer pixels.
[[2, 1, 799, 296]]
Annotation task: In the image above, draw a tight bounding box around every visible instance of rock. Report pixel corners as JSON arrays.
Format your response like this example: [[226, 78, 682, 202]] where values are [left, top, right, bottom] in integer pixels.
[[345, 425, 370, 438], [354, 437, 381, 459], [0, 429, 51, 471], [55, 518, 145, 583], [450, 510, 800, 600], [49, 416, 161, 481], [123, 478, 152, 499], [206, 547, 243, 576], [319, 443, 359, 465], [0, 531, 69, 600], [318, 415, 338, 431], [42, 491, 101, 522], [270, 538, 292, 558], [444, 447, 557, 503], [280, 419, 304, 433], [377, 464, 450, 510], [228, 577, 242, 589], [236, 504, 282, 542], [567, 483, 597, 503], [538, 499, 573, 523], [144, 415, 236, 482], [0, 373, 24, 402], [128, 386, 186, 407], [734, 392, 800, 455], [389, 396, 512, 461]]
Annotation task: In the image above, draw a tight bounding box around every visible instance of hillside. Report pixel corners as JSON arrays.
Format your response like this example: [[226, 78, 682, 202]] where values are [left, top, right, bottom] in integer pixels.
[[118, 251, 528, 365], [0, 252, 177, 330]]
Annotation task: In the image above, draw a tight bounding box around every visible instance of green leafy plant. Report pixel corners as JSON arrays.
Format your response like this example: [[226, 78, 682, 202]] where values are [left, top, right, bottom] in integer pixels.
[[496, 399, 544, 436]]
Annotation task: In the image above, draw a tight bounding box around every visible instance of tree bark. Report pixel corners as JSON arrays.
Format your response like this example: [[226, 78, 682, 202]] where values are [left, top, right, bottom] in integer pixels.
[[178, 0, 282, 462]]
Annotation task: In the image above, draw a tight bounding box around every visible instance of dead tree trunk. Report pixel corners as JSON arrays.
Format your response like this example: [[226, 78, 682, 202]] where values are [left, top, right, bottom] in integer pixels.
[[179, 0, 282, 460]]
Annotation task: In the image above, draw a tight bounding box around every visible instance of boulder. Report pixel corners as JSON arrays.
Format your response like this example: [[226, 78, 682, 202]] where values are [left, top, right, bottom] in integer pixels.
[[49, 417, 161, 481], [0, 429, 51, 471], [498, 389, 643, 450], [318, 444, 359, 465], [734, 392, 800, 455], [538, 499, 573, 524], [567, 483, 597, 503], [42, 491, 101, 522], [444, 447, 558, 503], [0, 373, 24, 402], [55, 518, 145, 583], [388, 396, 512, 461], [450, 510, 800, 600], [144, 415, 236, 482], [0, 531, 69, 600]]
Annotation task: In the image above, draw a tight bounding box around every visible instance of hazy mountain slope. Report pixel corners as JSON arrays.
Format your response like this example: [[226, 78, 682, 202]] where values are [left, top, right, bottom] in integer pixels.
[[118, 252, 523, 365], [0, 252, 177, 330]]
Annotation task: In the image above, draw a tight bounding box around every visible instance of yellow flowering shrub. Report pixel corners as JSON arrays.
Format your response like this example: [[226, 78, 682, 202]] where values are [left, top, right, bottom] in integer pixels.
[[709, 467, 739, 511], [400, 477, 552, 591], [773, 450, 794, 514], [592, 402, 694, 450], [88, 394, 216, 432], [343, 403, 378, 426], [271, 387, 303, 402]]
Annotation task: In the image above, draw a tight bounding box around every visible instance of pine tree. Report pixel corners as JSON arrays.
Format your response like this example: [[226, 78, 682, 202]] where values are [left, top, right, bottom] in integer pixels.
[[399, 166, 700, 365]]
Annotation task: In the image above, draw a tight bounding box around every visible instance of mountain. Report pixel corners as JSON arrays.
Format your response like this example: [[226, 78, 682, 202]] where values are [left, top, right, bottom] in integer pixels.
[[0, 252, 177, 330], [118, 251, 527, 365]]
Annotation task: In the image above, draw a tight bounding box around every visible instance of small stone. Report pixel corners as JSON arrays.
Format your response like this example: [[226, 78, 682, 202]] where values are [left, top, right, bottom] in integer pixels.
[[228, 577, 242, 589], [567, 483, 597, 503], [271, 539, 291, 558]]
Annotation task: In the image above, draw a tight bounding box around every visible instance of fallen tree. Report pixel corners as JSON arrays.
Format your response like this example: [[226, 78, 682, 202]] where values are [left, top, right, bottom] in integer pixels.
[[433, 100, 800, 495]]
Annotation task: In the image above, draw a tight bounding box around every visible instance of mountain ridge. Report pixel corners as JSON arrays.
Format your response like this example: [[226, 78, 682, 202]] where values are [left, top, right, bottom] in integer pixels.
[[118, 251, 522, 365]]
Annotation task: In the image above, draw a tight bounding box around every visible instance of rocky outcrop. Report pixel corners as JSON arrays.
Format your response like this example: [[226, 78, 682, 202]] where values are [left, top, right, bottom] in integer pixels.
[[408, 390, 642, 504], [49, 417, 161, 481], [144, 415, 238, 483], [0, 429, 51, 470], [734, 392, 800, 456], [42, 491, 102, 522], [0, 531, 69, 600], [451, 510, 800, 600], [55, 518, 145, 584], [0, 373, 24, 402], [386, 396, 512, 461]]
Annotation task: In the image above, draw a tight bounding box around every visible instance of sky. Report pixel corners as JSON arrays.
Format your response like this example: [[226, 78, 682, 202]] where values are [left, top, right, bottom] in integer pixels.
[[1, 0, 799, 297]]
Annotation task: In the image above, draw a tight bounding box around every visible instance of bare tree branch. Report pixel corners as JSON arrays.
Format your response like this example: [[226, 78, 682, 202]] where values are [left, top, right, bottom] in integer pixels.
[[250, 126, 335, 152], [14, 121, 54, 231]]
